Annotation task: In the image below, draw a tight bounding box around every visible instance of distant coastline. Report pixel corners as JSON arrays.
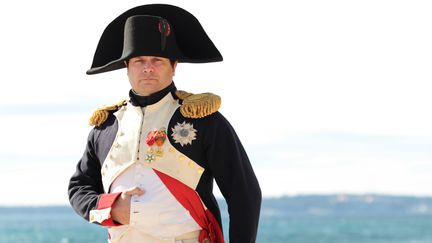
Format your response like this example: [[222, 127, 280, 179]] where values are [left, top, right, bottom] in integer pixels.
[[2, 194, 432, 216]]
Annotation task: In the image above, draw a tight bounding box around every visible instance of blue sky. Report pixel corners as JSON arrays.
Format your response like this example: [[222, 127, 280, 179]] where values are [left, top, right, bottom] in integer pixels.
[[0, 0, 431, 205]]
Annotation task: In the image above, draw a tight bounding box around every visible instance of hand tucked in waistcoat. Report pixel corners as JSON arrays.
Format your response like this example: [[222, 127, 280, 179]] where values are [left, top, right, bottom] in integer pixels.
[[111, 187, 145, 225]]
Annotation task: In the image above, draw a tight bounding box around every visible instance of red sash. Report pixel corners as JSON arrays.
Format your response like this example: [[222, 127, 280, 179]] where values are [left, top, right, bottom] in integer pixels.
[[154, 169, 224, 243]]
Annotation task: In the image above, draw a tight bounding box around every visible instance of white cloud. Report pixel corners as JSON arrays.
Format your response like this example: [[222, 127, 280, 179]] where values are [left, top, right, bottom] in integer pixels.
[[0, 159, 74, 206], [256, 157, 432, 197], [0, 114, 91, 156]]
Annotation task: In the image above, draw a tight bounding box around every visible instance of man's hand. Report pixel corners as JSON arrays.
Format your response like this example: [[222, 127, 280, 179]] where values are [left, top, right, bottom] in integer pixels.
[[110, 187, 145, 225]]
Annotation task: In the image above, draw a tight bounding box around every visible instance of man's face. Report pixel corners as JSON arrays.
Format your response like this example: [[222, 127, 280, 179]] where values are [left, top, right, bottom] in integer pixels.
[[127, 56, 177, 96]]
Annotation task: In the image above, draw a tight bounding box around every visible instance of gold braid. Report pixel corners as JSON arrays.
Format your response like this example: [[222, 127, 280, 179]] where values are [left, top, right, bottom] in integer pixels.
[[175, 90, 194, 100], [175, 90, 221, 118], [89, 100, 127, 127]]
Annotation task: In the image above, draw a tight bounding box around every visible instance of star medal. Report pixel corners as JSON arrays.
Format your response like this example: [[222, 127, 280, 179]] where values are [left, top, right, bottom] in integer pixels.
[[145, 153, 155, 164], [171, 122, 197, 146]]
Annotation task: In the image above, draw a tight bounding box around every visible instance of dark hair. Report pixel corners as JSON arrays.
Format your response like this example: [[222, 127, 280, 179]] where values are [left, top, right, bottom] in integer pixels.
[[169, 59, 177, 68]]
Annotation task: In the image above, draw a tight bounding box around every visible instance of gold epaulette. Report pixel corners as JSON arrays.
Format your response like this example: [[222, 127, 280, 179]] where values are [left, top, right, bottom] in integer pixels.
[[89, 100, 127, 127], [175, 90, 221, 118]]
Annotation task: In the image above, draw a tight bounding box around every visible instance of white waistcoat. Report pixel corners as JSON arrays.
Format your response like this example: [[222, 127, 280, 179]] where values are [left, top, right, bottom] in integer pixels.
[[100, 94, 205, 242]]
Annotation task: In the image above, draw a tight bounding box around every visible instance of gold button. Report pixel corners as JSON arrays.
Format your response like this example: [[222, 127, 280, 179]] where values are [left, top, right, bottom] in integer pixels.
[[197, 168, 204, 174], [188, 161, 193, 167], [179, 155, 186, 161], [169, 147, 175, 153]]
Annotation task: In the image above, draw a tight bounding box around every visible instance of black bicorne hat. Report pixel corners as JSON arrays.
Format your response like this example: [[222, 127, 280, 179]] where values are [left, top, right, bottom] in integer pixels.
[[87, 4, 223, 75]]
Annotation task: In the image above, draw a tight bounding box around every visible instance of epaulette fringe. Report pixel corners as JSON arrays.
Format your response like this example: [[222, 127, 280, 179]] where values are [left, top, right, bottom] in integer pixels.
[[175, 90, 221, 119], [89, 100, 127, 127]]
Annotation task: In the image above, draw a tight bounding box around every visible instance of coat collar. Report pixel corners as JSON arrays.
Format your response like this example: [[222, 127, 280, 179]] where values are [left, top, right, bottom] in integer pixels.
[[129, 81, 177, 107]]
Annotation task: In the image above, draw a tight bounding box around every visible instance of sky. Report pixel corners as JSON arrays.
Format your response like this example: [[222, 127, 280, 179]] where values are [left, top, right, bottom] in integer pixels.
[[0, 0, 431, 205]]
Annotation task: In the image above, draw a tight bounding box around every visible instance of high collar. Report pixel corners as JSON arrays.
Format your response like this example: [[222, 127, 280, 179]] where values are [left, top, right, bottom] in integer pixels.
[[129, 82, 177, 107]]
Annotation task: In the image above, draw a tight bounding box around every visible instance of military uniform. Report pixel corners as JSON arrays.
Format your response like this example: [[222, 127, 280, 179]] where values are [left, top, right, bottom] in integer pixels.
[[68, 4, 261, 243]]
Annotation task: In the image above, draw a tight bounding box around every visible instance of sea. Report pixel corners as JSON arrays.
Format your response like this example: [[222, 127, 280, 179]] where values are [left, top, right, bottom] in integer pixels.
[[1, 195, 432, 243]]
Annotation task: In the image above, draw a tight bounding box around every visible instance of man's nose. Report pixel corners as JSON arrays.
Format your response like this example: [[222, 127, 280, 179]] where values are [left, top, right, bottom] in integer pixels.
[[141, 61, 154, 72]]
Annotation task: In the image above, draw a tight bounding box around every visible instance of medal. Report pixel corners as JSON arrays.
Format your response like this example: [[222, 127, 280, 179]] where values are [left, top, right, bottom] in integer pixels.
[[171, 121, 197, 146], [145, 153, 155, 163], [145, 128, 167, 160]]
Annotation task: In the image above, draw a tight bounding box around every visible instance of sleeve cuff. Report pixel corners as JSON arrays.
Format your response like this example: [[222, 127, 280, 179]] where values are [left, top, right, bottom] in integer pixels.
[[89, 192, 122, 226]]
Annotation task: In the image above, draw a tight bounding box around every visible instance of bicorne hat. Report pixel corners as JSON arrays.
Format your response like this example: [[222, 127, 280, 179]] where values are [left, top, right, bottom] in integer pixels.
[[87, 4, 223, 75]]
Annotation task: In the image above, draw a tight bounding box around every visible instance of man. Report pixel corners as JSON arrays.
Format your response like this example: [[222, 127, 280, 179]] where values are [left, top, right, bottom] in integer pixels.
[[68, 4, 261, 243]]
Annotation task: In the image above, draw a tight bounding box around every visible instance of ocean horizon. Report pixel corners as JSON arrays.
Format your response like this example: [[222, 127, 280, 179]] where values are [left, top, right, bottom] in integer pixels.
[[1, 194, 432, 243]]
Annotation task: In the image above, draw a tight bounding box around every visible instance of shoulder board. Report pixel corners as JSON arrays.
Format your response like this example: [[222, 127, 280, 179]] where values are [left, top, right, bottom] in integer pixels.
[[89, 99, 127, 127], [175, 90, 221, 119]]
